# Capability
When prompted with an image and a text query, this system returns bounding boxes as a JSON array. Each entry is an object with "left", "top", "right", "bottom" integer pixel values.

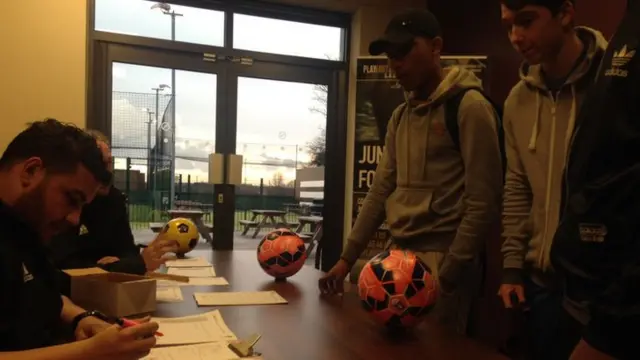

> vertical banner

[{"left": 352, "top": 55, "right": 489, "bottom": 261}]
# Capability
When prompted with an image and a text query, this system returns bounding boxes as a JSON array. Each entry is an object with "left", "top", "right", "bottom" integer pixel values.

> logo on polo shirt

[
  {"left": 22, "top": 263, "right": 34, "bottom": 282},
  {"left": 79, "top": 224, "right": 88, "bottom": 235}
]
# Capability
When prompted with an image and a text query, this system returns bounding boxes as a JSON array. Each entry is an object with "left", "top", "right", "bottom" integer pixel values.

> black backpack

[
  {"left": 444, "top": 87, "right": 506, "bottom": 181},
  {"left": 396, "top": 87, "right": 505, "bottom": 180}
]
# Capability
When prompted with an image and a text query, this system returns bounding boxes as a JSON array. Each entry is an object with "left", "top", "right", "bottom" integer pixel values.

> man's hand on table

[
  {"left": 142, "top": 237, "right": 180, "bottom": 271},
  {"left": 319, "top": 259, "right": 350, "bottom": 295}
]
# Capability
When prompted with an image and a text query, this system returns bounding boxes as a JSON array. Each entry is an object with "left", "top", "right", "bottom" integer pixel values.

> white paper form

[
  {"left": 194, "top": 291, "right": 288, "bottom": 306},
  {"left": 156, "top": 286, "right": 184, "bottom": 303},
  {"left": 153, "top": 310, "right": 237, "bottom": 346},
  {"left": 167, "top": 266, "right": 216, "bottom": 277},
  {"left": 142, "top": 342, "right": 240, "bottom": 360},
  {"left": 165, "top": 257, "right": 212, "bottom": 268},
  {"left": 157, "top": 277, "right": 229, "bottom": 287}
]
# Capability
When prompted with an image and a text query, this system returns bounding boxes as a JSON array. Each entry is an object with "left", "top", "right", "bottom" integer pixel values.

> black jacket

[
  {"left": 50, "top": 186, "right": 146, "bottom": 277},
  {"left": 0, "top": 201, "right": 64, "bottom": 351},
  {"left": 551, "top": 2, "right": 640, "bottom": 358}
]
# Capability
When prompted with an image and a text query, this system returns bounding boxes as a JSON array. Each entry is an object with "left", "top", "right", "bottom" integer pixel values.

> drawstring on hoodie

[
  {"left": 528, "top": 91, "right": 542, "bottom": 151},
  {"left": 531, "top": 85, "right": 578, "bottom": 269}
]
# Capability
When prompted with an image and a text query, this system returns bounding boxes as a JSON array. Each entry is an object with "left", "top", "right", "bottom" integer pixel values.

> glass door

[
  {"left": 94, "top": 43, "right": 228, "bottom": 248},
  {"left": 229, "top": 63, "right": 333, "bottom": 264}
]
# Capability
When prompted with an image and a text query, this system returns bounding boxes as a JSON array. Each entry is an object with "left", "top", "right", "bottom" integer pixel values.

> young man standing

[
  {"left": 0, "top": 119, "right": 158, "bottom": 359},
  {"left": 553, "top": 1, "right": 640, "bottom": 359},
  {"left": 498, "top": 0, "right": 606, "bottom": 358},
  {"left": 319, "top": 9, "right": 504, "bottom": 335}
]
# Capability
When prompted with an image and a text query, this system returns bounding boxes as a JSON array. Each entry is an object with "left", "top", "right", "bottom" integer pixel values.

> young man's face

[
  {"left": 501, "top": 4, "right": 571, "bottom": 65},
  {"left": 12, "top": 158, "right": 101, "bottom": 241},
  {"left": 387, "top": 37, "right": 441, "bottom": 91}
]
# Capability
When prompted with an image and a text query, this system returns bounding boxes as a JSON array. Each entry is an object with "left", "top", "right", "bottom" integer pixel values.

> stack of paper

[
  {"left": 157, "top": 277, "right": 229, "bottom": 287},
  {"left": 160, "top": 257, "right": 231, "bottom": 285},
  {"left": 153, "top": 310, "right": 237, "bottom": 347},
  {"left": 167, "top": 266, "right": 217, "bottom": 278},
  {"left": 156, "top": 286, "right": 184, "bottom": 303},
  {"left": 142, "top": 342, "right": 241, "bottom": 360},
  {"left": 165, "top": 257, "right": 212, "bottom": 268},
  {"left": 194, "top": 291, "right": 288, "bottom": 306}
]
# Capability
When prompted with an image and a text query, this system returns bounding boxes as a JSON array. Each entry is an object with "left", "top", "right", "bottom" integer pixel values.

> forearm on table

[
  {"left": 60, "top": 296, "right": 86, "bottom": 324},
  {"left": 0, "top": 341, "right": 91, "bottom": 360},
  {"left": 102, "top": 255, "right": 146, "bottom": 275}
]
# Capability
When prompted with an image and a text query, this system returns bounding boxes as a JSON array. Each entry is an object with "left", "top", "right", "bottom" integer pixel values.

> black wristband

[{"left": 71, "top": 310, "right": 110, "bottom": 332}]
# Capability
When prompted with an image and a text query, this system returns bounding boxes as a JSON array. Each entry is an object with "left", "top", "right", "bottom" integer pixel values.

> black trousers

[{"left": 523, "top": 277, "right": 583, "bottom": 360}]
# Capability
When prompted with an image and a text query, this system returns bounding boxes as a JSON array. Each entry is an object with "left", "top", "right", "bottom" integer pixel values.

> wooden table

[
  {"left": 154, "top": 251, "right": 508, "bottom": 360},
  {"left": 167, "top": 209, "right": 213, "bottom": 243},
  {"left": 240, "top": 210, "right": 297, "bottom": 239}
]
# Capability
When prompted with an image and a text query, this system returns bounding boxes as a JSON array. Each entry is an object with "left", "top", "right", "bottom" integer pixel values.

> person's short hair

[
  {"left": 501, "top": 0, "right": 574, "bottom": 13},
  {"left": 85, "top": 129, "right": 110, "bottom": 146},
  {"left": 0, "top": 118, "right": 112, "bottom": 186}
]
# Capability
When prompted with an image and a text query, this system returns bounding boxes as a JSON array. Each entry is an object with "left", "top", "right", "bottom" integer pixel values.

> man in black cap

[{"left": 319, "top": 9, "right": 504, "bottom": 334}]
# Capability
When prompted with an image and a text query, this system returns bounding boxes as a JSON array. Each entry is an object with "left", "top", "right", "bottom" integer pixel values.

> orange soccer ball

[
  {"left": 358, "top": 249, "right": 438, "bottom": 328},
  {"left": 257, "top": 228, "right": 307, "bottom": 280}
]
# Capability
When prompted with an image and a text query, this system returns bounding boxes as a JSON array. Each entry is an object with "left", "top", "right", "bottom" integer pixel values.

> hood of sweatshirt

[
  {"left": 409, "top": 65, "right": 483, "bottom": 109},
  {"left": 518, "top": 27, "right": 608, "bottom": 153},
  {"left": 501, "top": 27, "right": 607, "bottom": 273}
]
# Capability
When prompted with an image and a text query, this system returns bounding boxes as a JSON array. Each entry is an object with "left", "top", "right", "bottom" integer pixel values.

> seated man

[
  {"left": 0, "top": 119, "right": 158, "bottom": 358},
  {"left": 49, "top": 130, "right": 179, "bottom": 277}
]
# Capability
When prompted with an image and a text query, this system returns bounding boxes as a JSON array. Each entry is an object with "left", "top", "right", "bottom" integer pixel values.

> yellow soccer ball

[{"left": 159, "top": 218, "right": 199, "bottom": 255}]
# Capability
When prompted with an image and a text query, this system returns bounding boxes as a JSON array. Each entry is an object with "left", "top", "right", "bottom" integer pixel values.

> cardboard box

[{"left": 64, "top": 267, "right": 157, "bottom": 318}]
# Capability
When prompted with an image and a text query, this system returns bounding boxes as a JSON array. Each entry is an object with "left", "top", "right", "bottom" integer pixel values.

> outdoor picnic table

[
  {"left": 296, "top": 215, "right": 323, "bottom": 268},
  {"left": 240, "top": 209, "right": 298, "bottom": 239},
  {"left": 166, "top": 209, "right": 213, "bottom": 243}
]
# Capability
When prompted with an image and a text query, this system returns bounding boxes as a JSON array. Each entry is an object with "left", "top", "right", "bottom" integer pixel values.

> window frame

[
  {"left": 89, "top": 0, "right": 350, "bottom": 64},
  {"left": 86, "top": 0, "right": 350, "bottom": 271}
]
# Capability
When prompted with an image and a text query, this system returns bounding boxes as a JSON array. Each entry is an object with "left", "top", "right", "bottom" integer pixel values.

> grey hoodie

[
  {"left": 501, "top": 27, "right": 608, "bottom": 285},
  {"left": 342, "top": 66, "right": 503, "bottom": 285}
]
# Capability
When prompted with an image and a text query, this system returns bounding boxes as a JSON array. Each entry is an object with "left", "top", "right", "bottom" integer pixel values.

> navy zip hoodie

[{"left": 551, "top": 1, "right": 640, "bottom": 358}]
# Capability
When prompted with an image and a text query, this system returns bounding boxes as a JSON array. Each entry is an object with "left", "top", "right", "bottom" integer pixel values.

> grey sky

[{"left": 96, "top": 0, "right": 341, "bottom": 184}]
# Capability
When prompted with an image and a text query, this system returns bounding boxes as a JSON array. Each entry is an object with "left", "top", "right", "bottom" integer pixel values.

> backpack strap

[
  {"left": 393, "top": 102, "right": 409, "bottom": 133},
  {"left": 443, "top": 87, "right": 486, "bottom": 150},
  {"left": 443, "top": 86, "right": 507, "bottom": 178}
]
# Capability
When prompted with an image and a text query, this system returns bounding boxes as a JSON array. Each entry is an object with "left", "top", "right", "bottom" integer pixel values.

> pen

[{"left": 116, "top": 317, "right": 164, "bottom": 337}]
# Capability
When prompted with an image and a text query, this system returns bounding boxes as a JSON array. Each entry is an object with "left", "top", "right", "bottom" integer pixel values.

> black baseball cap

[{"left": 368, "top": 9, "right": 441, "bottom": 56}]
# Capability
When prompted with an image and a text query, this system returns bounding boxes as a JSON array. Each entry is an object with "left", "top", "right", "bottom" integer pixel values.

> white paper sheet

[
  {"left": 153, "top": 310, "right": 237, "bottom": 346},
  {"left": 156, "top": 286, "right": 184, "bottom": 303},
  {"left": 165, "top": 257, "right": 212, "bottom": 268},
  {"left": 157, "top": 277, "right": 229, "bottom": 287},
  {"left": 167, "top": 266, "right": 216, "bottom": 278},
  {"left": 142, "top": 342, "right": 240, "bottom": 360},
  {"left": 194, "top": 291, "right": 288, "bottom": 306}
]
